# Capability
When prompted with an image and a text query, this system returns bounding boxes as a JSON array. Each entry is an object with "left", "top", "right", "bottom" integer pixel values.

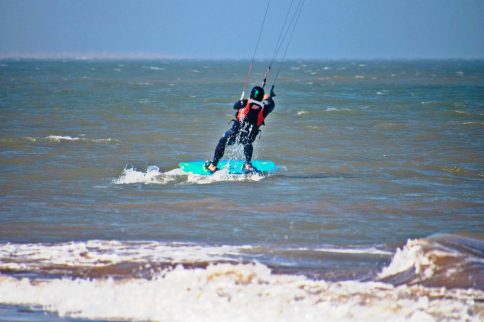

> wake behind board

[{"left": 179, "top": 160, "right": 276, "bottom": 175}]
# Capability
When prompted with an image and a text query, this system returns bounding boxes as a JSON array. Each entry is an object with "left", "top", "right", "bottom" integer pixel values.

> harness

[{"left": 236, "top": 99, "right": 265, "bottom": 127}]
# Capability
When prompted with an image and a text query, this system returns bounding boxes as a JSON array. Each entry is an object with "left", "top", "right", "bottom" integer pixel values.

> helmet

[{"left": 250, "top": 86, "right": 265, "bottom": 101}]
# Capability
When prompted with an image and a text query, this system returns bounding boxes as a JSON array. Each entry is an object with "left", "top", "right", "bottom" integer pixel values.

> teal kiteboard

[{"left": 179, "top": 160, "right": 277, "bottom": 175}]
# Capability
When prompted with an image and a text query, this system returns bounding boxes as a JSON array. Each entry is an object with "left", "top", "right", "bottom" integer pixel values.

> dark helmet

[{"left": 250, "top": 86, "right": 265, "bottom": 101}]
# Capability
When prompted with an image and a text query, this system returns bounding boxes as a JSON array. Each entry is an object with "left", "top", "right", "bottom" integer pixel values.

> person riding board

[{"left": 205, "top": 85, "right": 276, "bottom": 174}]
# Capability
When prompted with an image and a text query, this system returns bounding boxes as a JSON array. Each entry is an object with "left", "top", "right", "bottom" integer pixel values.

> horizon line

[{"left": 0, "top": 52, "right": 483, "bottom": 61}]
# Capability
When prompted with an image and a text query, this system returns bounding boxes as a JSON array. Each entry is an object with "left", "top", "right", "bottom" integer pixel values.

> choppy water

[{"left": 0, "top": 60, "right": 483, "bottom": 321}]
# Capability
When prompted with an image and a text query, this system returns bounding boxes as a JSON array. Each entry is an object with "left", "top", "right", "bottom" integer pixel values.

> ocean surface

[{"left": 0, "top": 59, "right": 483, "bottom": 321}]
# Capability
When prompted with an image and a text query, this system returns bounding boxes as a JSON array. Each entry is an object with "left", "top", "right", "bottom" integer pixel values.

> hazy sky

[{"left": 0, "top": 0, "right": 483, "bottom": 59}]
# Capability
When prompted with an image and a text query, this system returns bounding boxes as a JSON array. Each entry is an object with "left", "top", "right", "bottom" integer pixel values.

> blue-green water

[{"left": 0, "top": 60, "right": 483, "bottom": 321}]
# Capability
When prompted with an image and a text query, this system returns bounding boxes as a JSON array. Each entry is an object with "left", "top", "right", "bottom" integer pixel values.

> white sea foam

[
  {"left": 46, "top": 135, "right": 81, "bottom": 142},
  {"left": 0, "top": 241, "right": 245, "bottom": 271},
  {"left": 315, "top": 247, "right": 392, "bottom": 256},
  {"left": 462, "top": 121, "right": 484, "bottom": 126},
  {"left": 44, "top": 135, "right": 117, "bottom": 143},
  {"left": 185, "top": 168, "right": 265, "bottom": 184},
  {"left": 0, "top": 263, "right": 481, "bottom": 322},
  {"left": 0, "top": 241, "right": 393, "bottom": 273},
  {"left": 148, "top": 66, "right": 165, "bottom": 71},
  {"left": 297, "top": 110, "right": 308, "bottom": 116},
  {"left": 113, "top": 166, "right": 168, "bottom": 184},
  {"left": 113, "top": 166, "right": 268, "bottom": 185},
  {"left": 0, "top": 239, "right": 481, "bottom": 321},
  {"left": 325, "top": 108, "right": 351, "bottom": 112}
]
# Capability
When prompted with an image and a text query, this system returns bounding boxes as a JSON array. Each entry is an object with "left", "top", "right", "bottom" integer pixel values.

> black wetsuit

[{"left": 212, "top": 97, "right": 275, "bottom": 166}]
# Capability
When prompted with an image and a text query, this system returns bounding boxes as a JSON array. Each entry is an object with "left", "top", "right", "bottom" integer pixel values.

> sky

[{"left": 0, "top": 0, "right": 483, "bottom": 59}]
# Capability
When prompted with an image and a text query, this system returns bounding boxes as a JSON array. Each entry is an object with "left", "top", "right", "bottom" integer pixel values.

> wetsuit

[{"left": 212, "top": 97, "right": 275, "bottom": 166}]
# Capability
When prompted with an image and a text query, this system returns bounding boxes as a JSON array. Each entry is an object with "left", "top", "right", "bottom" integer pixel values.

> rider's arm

[
  {"left": 233, "top": 99, "right": 248, "bottom": 110},
  {"left": 262, "top": 96, "right": 275, "bottom": 117}
]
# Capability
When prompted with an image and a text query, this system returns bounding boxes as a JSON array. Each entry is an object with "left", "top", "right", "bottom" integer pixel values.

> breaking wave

[
  {"left": 0, "top": 236, "right": 482, "bottom": 321},
  {"left": 0, "top": 241, "right": 391, "bottom": 279},
  {"left": 378, "top": 234, "right": 484, "bottom": 290},
  {"left": 0, "top": 263, "right": 481, "bottom": 322},
  {"left": 1, "top": 235, "right": 481, "bottom": 290}
]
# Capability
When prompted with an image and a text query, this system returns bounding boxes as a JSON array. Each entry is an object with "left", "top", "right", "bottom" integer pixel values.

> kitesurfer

[{"left": 205, "top": 86, "right": 276, "bottom": 174}]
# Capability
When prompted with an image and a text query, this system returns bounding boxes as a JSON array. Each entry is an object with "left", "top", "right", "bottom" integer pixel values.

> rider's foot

[
  {"left": 243, "top": 162, "right": 259, "bottom": 174},
  {"left": 204, "top": 161, "right": 218, "bottom": 173}
]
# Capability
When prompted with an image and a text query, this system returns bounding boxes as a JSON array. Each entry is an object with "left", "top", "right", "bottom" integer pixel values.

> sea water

[{"left": 0, "top": 59, "right": 483, "bottom": 321}]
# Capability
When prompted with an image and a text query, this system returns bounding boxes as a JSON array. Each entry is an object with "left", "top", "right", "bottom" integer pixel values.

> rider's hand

[{"left": 270, "top": 86, "right": 276, "bottom": 97}]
